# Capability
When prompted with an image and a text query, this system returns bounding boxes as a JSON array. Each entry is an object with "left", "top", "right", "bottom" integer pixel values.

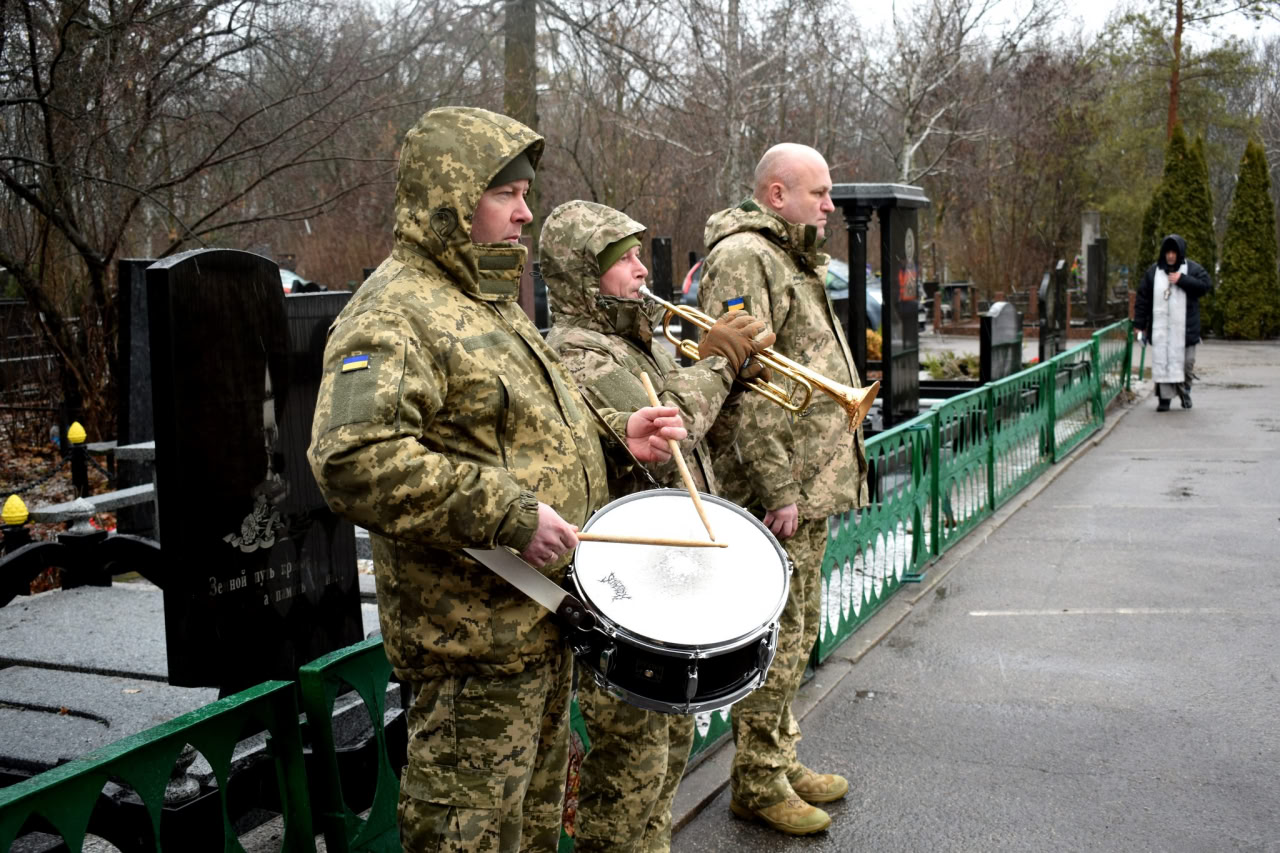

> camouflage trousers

[
  {"left": 573, "top": 675, "right": 695, "bottom": 853},
  {"left": 730, "top": 516, "right": 827, "bottom": 809},
  {"left": 398, "top": 650, "right": 572, "bottom": 853}
]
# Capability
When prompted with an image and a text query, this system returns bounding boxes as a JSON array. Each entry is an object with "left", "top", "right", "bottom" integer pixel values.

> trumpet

[{"left": 639, "top": 286, "right": 880, "bottom": 432}]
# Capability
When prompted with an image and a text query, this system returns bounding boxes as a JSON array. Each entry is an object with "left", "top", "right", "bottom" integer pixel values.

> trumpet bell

[{"left": 844, "top": 380, "right": 879, "bottom": 431}]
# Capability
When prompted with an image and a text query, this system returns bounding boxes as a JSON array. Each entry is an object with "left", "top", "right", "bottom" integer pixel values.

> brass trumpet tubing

[{"left": 639, "top": 285, "right": 878, "bottom": 431}]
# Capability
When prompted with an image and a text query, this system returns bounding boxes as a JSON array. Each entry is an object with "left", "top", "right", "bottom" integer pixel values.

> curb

[{"left": 671, "top": 378, "right": 1149, "bottom": 833}]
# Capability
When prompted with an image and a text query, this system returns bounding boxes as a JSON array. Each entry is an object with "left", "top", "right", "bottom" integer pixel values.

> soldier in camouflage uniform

[
  {"left": 539, "top": 200, "right": 775, "bottom": 852},
  {"left": 698, "top": 143, "right": 870, "bottom": 836},
  {"left": 306, "top": 107, "right": 687, "bottom": 853}
]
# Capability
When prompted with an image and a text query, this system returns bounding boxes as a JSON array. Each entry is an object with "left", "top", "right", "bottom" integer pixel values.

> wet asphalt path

[{"left": 674, "top": 340, "right": 1280, "bottom": 853}]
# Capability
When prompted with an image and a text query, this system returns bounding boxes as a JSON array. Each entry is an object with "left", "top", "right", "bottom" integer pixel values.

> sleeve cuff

[
  {"left": 762, "top": 483, "right": 801, "bottom": 513},
  {"left": 496, "top": 489, "right": 540, "bottom": 552}
]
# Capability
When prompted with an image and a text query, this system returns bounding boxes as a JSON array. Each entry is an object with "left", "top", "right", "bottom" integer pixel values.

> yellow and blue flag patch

[
  {"left": 725, "top": 297, "right": 745, "bottom": 313},
  {"left": 341, "top": 354, "right": 370, "bottom": 373}
]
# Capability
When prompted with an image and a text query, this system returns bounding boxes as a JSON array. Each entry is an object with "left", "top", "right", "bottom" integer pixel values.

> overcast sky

[{"left": 854, "top": 0, "right": 1279, "bottom": 51}]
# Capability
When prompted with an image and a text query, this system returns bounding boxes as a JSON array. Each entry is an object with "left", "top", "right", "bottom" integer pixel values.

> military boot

[
  {"left": 788, "top": 765, "right": 849, "bottom": 803},
  {"left": 729, "top": 777, "right": 831, "bottom": 836}
]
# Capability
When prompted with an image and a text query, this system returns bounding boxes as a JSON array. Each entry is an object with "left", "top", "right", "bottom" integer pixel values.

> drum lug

[
  {"left": 685, "top": 663, "right": 699, "bottom": 702},
  {"left": 756, "top": 635, "right": 774, "bottom": 672},
  {"left": 599, "top": 643, "right": 616, "bottom": 677}
]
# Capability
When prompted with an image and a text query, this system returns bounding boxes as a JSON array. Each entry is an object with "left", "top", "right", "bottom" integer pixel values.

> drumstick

[
  {"left": 639, "top": 371, "right": 716, "bottom": 542},
  {"left": 576, "top": 532, "right": 728, "bottom": 548}
]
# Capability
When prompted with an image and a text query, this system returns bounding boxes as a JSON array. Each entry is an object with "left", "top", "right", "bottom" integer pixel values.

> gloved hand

[
  {"left": 739, "top": 323, "right": 777, "bottom": 383},
  {"left": 699, "top": 312, "right": 770, "bottom": 373}
]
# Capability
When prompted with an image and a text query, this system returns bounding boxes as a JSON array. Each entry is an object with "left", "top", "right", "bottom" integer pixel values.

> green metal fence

[
  {"left": 0, "top": 680, "right": 313, "bottom": 852},
  {"left": 297, "top": 636, "right": 400, "bottom": 853},
  {"left": 816, "top": 320, "right": 1133, "bottom": 662},
  {"left": 0, "top": 321, "right": 1134, "bottom": 852}
]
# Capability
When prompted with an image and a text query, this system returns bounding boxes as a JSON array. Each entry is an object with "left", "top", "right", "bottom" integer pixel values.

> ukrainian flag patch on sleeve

[
  {"left": 341, "top": 354, "right": 370, "bottom": 372},
  {"left": 725, "top": 296, "right": 746, "bottom": 312}
]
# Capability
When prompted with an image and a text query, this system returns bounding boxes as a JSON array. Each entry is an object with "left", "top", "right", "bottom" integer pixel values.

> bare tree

[
  {"left": 844, "top": 0, "right": 1059, "bottom": 184},
  {"left": 0, "top": 0, "right": 495, "bottom": 433}
]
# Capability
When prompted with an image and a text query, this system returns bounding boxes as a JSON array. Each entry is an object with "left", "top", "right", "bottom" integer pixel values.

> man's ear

[{"left": 765, "top": 181, "right": 785, "bottom": 211}]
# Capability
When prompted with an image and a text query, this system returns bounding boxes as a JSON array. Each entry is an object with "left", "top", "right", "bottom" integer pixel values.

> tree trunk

[
  {"left": 504, "top": 0, "right": 540, "bottom": 250},
  {"left": 1167, "top": 0, "right": 1183, "bottom": 139}
]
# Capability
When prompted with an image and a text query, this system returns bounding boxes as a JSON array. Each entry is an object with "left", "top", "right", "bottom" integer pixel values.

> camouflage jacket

[
  {"left": 541, "top": 200, "right": 738, "bottom": 497},
  {"left": 308, "top": 108, "right": 618, "bottom": 679},
  {"left": 698, "top": 201, "right": 868, "bottom": 518}
]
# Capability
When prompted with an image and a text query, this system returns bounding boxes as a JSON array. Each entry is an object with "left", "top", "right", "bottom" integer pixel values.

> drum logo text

[{"left": 598, "top": 572, "right": 632, "bottom": 602}]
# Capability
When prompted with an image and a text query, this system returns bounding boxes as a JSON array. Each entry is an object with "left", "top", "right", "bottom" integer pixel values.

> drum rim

[{"left": 572, "top": 489, "right": 790, "bottom": 653}]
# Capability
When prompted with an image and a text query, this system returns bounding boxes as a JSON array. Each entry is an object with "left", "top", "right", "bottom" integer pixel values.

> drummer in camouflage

[
  {"left": 540, "top": 200, "right": 775, "bottom": 853},
  {"left": 698, "top": 143, "right": 870, "bottom": 836},
  {"left": 307, "top": 107, "right": 686, "bottom": 853}
]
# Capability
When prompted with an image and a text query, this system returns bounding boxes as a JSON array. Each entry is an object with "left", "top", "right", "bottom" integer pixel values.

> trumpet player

[
  {"left": 698, "top": 143, "right": 871, "bottom": 836},
  {"left": 540, "top": 199, "right": 775, "bottom": 853}
]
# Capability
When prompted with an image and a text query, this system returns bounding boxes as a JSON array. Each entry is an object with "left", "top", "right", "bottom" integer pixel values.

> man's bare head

[{"left": 753, "top": 144, "right": 835, "bottom": 238}]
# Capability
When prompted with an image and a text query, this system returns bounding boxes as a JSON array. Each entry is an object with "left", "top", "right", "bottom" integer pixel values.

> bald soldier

[
  {"left": 307, "top": 107, "right": 686, "bottom": 852},
  {"left": 540, "top": 199, "right": 775, "bottom": 852},
  {"left": 697, "top": 143, "right": 870, "bottom": 836}
]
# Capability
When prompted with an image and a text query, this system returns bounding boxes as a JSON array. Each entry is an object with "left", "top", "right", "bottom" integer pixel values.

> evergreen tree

[
  {"left": 1156, "top": 125, "right": 1216, "bottom": 274},
  {"left": 1191, "top": 134, "right": 1222, "bottom": 331},
  {"left": 1191, "top": 135, "right": 1217, "bottom": 275},
  {"left": 1136, "top": 194, "right": 1162, "bottom": 285},
  {"left": 1216, "top": 138, "right": 1280, "bottom": 339}
]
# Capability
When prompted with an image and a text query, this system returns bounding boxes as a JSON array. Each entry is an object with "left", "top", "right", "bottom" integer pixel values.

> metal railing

[
  {"left": 0, "top": 680, "right": 313, "bottom": 852},
  {"left": 816, "top": 320, "right": 1132, "bottom": 662}
]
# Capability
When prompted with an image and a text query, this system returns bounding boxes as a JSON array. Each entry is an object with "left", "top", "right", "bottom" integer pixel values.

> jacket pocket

[{"left": 495, "top": 374, "right": 513, "bottom": 469}]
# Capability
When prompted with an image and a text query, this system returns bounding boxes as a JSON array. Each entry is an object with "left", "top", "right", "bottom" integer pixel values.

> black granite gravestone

[
  {"left": 1039, "top": 260, "right": 1068, "bottom": 363},
  {"left": 833, "top": 184, "right": 930, "bottom": 431},
  {"left": 650, "top": 237, "right": 673, "bottom": 302},
  {"left": 147, "top": 249, "right": 360, "bottom": 692},
  {"left": 1086, "top": 238, "right": 1109, "bottom": 320},
  {"left": 116, "top": 258, "right": 157, "bottom": 537},
  {"left": 980, "top": 302, "right": 1023, "bottom": 383}
]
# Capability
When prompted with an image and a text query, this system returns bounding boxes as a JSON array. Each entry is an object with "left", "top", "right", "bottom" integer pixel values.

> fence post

[
  {"left": 1090, "top": 336, "right": 1105, "bottom": 424},
  {"left": 1124, "top": 320, "right": 1135, "bottom": 392},
  {"left": 929, "top": 411, "right": 941, "bottom": 557},
  {"left": 2, "top": 495, "right": 31, "bottom": 554},
  {"left": 986, "top": 385, "right": 996, "bottom": 512},
  {"left": 1045, "top": 360, "right": 1057, "bottom": 462},
  {"left": 68, "top": 422, "right": 88, "bottom": 498}
]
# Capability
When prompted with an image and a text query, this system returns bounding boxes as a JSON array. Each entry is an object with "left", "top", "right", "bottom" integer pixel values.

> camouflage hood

[
  {"left": 539, "top": 200, "right": 659, "bottom": 338},
  {"left": 391, "top": 106, "right": 544, "bottom": 302},
  {"left": 704, "top": 199, "right": 828, "bottom": 273}
]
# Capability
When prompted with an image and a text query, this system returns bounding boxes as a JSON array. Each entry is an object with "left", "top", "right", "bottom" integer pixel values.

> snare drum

[{"left": 567, "top": 489, "right": 790, "bottom": 714}]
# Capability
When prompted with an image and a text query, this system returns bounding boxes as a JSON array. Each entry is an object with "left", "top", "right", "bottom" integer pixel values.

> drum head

[{"left": 574, "top": 490, "right": 788, "bottom": 648}]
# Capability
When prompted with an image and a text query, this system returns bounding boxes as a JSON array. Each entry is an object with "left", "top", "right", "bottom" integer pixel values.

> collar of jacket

[
  {"left": 556, "top": 294, "right": 661, "bottom": 345},
  {"left": 737, "top": 200, "right": 828, "bottom": 273},
  {"left": 392, "top": 238, "right": 526, "bottom": 303}
]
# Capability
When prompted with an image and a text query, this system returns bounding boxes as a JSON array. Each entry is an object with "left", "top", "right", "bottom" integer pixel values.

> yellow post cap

[
  {"left": 3, "top": 494, "right": 29, "bottom": 526},
  {"left": 68, "top": 422, "right": 87, "bottom": 445}
]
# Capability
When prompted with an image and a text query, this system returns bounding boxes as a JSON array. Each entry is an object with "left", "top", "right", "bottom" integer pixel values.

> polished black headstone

[
  {"left": 833, "top": 184, "right": 929, "bottom": 431},
  {"left": 650, "top": 237, "right": 673, "bottom": 302},
  {"left": 116, "top": 258, "right": 157, "bottom": 537},
  {"left": 1086, "top": 238, "right": 1109, "bottom": 319},
  {"left": 147, "top": 249, "right": 359, "bottom": 691},
  {"left": 980, "top": 302, "right": 1023, "bottom": 383}
]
